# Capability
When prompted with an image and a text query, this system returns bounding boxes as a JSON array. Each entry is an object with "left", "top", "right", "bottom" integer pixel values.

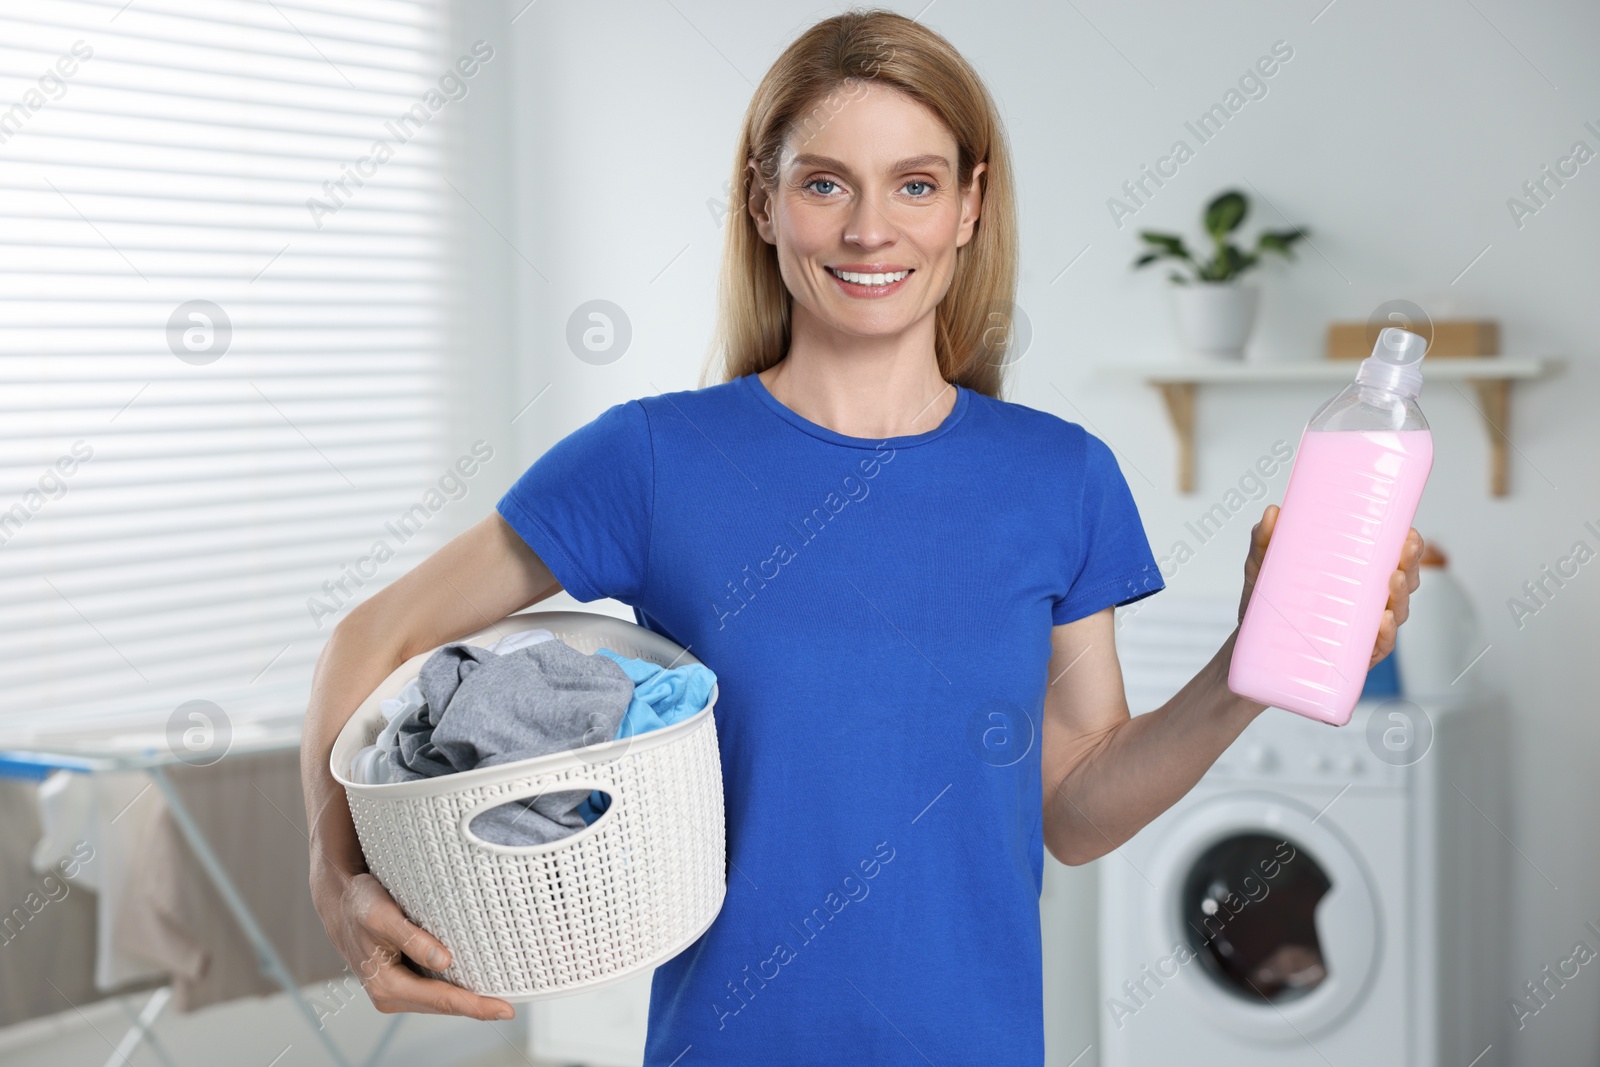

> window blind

[{"left": 0, "top": 0, "right": 468, "bottom": 737}]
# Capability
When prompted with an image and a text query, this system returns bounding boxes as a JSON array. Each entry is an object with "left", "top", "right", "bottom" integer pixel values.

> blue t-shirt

[{"left": 496, "top": 372, "right": 1164, "bottom": 1066}]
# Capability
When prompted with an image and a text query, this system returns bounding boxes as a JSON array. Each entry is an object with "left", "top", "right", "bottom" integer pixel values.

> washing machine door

[{"left": 1147, "top": 792, "right": 1382, "bottom": 1041}]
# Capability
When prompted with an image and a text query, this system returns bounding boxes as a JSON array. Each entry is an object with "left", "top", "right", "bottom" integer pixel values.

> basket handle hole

[{"left": 464, "top": 786, "right": 615, "bottom": 849}]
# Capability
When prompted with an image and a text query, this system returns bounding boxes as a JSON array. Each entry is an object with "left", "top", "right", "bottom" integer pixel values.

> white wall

[
  {"left": 502, "top": 2, "right": 1600, "bottom": 1064},
  {"left": 434, "top": 0, "right": 521, "bottom": 545}
]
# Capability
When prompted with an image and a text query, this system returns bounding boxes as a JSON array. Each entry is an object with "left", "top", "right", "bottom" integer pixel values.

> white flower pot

[{"left": 1169, "top": 281, "right": 1261, "bottom": 360}]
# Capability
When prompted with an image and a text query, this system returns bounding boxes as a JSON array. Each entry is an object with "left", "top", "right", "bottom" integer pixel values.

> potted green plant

[{"left": 1133, "top": 189, "right": 1308, "bottom": 360}]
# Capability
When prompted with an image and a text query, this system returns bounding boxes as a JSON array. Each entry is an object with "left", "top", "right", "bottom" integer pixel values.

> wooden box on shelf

[{"left": 1326, "top": 320, "right": 1499, "bottom": 360}]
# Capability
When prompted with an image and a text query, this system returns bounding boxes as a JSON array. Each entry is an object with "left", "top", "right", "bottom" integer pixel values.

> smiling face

[{"left": 748, "top": 83, "right": 985, "bottom": 349}]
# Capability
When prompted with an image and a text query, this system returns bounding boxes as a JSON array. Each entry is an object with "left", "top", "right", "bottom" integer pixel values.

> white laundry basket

[{"left": 329, "top": 610, "right": 726, "bottom": 1000}]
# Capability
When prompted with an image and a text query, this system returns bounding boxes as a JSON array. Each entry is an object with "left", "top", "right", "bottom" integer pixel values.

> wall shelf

[{"left": 1096, "top": 357, "right": 1559, "bottom": 497}]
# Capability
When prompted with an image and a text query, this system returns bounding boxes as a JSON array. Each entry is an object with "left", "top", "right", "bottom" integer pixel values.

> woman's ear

[
  {"left": 957, "top": 160, "right": 987, "bottom": 248},
  {"left": 747, "top": 158, "right": 776, "bottom": 244}
]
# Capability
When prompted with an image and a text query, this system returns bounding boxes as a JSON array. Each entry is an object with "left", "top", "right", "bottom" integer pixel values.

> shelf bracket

[
  {"left": 1466, "top": 377, "right": 1512, "bottom": 497},
  {"left": 1118, "top": 357, "right": 1553, "bottom": 497},
  {"left": 1155, "top": 381, "right": 1197, "bottom": 493}
]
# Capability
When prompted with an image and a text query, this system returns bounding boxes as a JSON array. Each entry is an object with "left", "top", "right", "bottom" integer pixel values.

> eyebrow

[{"left": 786, "top": 153, "right": 951, "bottom": 176}]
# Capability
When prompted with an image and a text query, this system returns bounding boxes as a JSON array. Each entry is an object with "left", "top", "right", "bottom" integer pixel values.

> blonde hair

[{"left": 699, "top": 8, "right": 1019, "bottom": 399}]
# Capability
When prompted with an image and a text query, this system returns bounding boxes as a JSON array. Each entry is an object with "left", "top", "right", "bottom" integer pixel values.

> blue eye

[{"left": 802, "top": 177, "right": 936, "bottom": 197}]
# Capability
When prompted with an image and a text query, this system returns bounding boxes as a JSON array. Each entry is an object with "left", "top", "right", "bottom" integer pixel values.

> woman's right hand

[
  {"left": 312, "top": 861, "right": 515, "bottom": 1020},
  {"left": 300, "top": 513, "right": 563, "bottom": 1020}
]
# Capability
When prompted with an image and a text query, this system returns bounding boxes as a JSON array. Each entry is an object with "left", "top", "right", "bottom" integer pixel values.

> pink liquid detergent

[{"left": 1229, "top": 328, "right": 1435, "bottom": 725}]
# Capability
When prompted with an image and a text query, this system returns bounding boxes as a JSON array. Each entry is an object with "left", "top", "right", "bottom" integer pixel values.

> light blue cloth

[
  {"left": 597, "top": 648, "right": 716, "bottom": 738},
  {"left": 578, "top": 648, "right": 716, "bottom": 821}
]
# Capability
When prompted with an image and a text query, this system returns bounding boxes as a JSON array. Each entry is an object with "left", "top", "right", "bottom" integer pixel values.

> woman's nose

[{"left": 843, "top": 193, "right": 898, "bottom": 248}]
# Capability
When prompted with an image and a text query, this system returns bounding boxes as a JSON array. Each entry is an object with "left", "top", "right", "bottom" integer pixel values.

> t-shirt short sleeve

[
  {"left": 1053, "top": 430, "right": 1165, "bottom": 625},
  {"left": 495, "top": 400, "right": 654, "bottom": 605}
]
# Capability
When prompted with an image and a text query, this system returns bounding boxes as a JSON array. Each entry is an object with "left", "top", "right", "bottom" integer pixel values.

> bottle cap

[{"left": 1355, "top": 327, "right": 1427, "bottom": 397}]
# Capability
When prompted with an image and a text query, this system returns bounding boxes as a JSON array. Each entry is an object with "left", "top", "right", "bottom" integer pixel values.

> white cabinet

[{"left": 527, "top": 970, "right": 651, "bottom": 1067}]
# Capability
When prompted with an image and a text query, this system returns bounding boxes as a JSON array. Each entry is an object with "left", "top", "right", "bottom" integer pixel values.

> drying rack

[{"left": 0, "top": 716, "right": 404, "bottom": 1067}]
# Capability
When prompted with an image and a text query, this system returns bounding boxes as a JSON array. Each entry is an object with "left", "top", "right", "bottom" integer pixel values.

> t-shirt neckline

[{"left": 740, "top": 371, "right": 970, "bottom": 450}]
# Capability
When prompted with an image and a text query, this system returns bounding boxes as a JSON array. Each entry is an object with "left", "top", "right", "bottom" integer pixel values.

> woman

[{"left": 302, "top": 9, "right": 1422, "bottom": 1064}]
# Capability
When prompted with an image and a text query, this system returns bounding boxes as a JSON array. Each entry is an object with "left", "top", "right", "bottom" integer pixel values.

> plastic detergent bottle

[{"left": 1228, "top": 327, "right": 1434, "bottom": 726}]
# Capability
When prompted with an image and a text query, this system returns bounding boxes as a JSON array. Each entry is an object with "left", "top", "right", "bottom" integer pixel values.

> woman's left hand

[{"left": 1239, "top": 504, "right": 1425, "bottom": 670}]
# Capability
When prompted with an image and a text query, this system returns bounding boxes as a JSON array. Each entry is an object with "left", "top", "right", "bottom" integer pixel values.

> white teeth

[{"left": 830, "top": 268, "right": 909, "bottom": 286}]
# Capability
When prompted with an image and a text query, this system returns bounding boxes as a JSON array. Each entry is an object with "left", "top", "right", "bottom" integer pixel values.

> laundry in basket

[
  {"left": 346, "top": 627, "right": 715, "bottom": 846},
  {"left": 330, "top": 611, "right": 728, "bottom": 1000}
]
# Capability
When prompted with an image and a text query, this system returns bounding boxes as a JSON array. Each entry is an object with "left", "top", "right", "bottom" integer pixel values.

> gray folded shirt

[{"left": 382, "top": 638, "right": 634, "bottom": 846}]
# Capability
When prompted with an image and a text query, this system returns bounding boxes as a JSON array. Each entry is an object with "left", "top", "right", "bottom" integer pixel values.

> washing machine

[{"left": 1099, "top": 693, "right": 1507, "bottom": 1066}]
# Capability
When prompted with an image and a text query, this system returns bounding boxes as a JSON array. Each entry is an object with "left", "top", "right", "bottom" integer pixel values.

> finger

[
  {"left": 351, "top": 941, "right": 400, "bottom": 984},
  {"left": 1370, "top": 609, "right": 1396, "bottom": 669},
  {"left": 1257, "top": 505, "right": 1280, "bottom": 550},
  {"left": 361, "top": 890, "right": 452, "bottom": 972},
  {"left": 1388, "top": 568, "right": 1411, "bottom": 627},
  {"left": 1245, "top": 507, "right": 1274, "bottom": 576},
  {"left": 1254, "top": 506, "right": 1277, "bottom": 545},
  {"left": 347, "top": 874, "right": 450, "bottom": 972},
  {"left": 366, "top": 959, "right": 514, "bottom": 1020}
]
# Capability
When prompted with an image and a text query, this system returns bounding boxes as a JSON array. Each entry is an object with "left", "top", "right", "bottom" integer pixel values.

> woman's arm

[
  {"left": 299, "top": 512, "right": 561, "bottom": 1019},
  {"left": 1039, "top": 504, "right": 1424, "bottom": 866}
]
